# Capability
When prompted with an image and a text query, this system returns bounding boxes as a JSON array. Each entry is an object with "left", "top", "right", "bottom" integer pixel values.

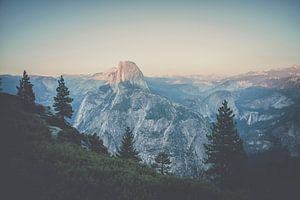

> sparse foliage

[
  {"left": 87, "top": 133, "right": 108, "bottom": 154},
  {"left": 154, "top": 151, "right": 171, "bottom": 175}
]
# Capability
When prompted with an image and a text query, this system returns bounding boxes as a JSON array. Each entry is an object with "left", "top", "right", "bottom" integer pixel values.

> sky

[{"left": 0, "top": 0, "right": 299, "bottom": 76}]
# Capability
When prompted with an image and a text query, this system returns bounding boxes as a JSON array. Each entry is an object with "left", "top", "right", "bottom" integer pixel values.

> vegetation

[
  {"left": 53, "top": 75, "right": 73, "bottom": 121},
  {"left": 154, "top": 152, "right": 172, "bottom": 175},
  {"left": 2, "top": 75, "right": 300, "bottom": 200},
  {"left": 86, "top": 133, "right": 108, "bottom": 154},
  {"left": 204, "top": 100, "right": 247, "bottom": 188},
  {"left": 1, "top": 93, "right": 238, "bottom": 200},
  {"left": 16, "top": 70, "right": 35, "bottom": 107},
  {"left": 117, "top": 127, "right": 141, "bottom": 162}
]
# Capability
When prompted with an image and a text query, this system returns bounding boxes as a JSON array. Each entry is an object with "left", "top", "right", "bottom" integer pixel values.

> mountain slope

[
  {"left": 2, "top": 92, "right": 236, "bottom": 200},
  {"left": 1, "top": 64, "right": 300, "bottom": 165},
  {"left": 74, "top": 71, "right": 210, "bottom": 176}
]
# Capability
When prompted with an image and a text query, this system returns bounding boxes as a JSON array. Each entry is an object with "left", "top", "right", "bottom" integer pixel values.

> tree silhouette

[
  {"left": 16, "top": 70, "right": 35, "bottom": 106},
  {"left": 204, "top": 100, "right": 247, "bottom": 187},
  {"left": 53, "top": 75, "right": 73, "bottom": 121},
  {"left": 117, "top": 127, "right": 141, "bottom": 161},
  {"left": 154, "top": 152, "right": 171, "bottom": 175}
]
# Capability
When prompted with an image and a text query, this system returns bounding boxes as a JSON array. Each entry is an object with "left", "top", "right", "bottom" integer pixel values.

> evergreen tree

[
  {"left": 204, "top": 100, "right": 246, "bottom": 187},
  {"left": 117, "top": 127, "right": 141, "bottom": 161},
  {"left": 53, "top": 75, "right": 73, "bottom": 121},
  {"left": 154, "top": 152, "right": 171, "bottom": 175},
  {"left": 87, "top": 133, "right": 108, "bottom": 154},
  {"left": 16, "top": 70, "right": 35, "bottom": 106}
]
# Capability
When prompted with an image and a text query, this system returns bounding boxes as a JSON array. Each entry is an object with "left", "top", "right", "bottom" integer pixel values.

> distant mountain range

[{"left": 1, "top": 63, "right": 300, "bottom": 176}]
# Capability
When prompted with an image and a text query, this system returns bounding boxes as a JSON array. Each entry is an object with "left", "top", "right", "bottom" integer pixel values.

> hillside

[
  {"left": 1, "top": 64, "right": 299, "bottom": 161},
  {"left": 1, "top": 93, "right": 237, "bottom": 200}
]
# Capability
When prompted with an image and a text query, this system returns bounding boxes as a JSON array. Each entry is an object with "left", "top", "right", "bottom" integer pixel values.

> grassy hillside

[{"left": 1, "top": 93, "right": 240, "bottom": 200}]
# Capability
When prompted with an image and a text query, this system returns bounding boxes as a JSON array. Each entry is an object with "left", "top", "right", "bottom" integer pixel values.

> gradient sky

[{"left": 0, "top": 0, "right": 299, "bottom": 76}]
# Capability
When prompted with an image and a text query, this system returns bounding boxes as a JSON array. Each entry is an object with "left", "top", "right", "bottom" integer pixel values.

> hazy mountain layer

[{"left": 1, "top": 64, "right": 300, "bottom": 175}]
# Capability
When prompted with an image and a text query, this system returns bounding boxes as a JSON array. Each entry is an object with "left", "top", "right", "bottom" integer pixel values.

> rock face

[
  {"left": 74, "top": 61, "right": 209, "bottom": 176},
  {"left": 109, "top": 61, "right": 149, "bottom": 90},
  {"left": 1, "top": 63, "right": 300, "bottom": 175},
  {"left": 91, "top": 61, "right": 149, "bottom": 90}
]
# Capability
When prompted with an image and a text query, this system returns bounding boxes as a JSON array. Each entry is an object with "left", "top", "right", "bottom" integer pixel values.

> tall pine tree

[
  {"left": 117, "top": 127, "right": 141, "bottom": 161},
  {"left": 154, "top": 152, "right": 171, "bottom": 175},
  {"left": 53, "top": 75, "right": 73, "bottom": 121},
  {"left": 204, "top": 100, "right": 246, "bottom": 188},
  {"left": 16, "top": 70, "right": 35, "bottom": 106}
]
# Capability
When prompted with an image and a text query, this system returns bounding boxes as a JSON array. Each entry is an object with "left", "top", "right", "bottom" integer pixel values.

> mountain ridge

[
  {"left": 1, "top": 63, "right": 300, "bottom": 174},
  {"left": 74, "top": 79, "right": 210, "bottom": 176}
]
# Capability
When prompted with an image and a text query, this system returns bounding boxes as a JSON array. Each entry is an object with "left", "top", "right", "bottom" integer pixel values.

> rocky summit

[{"left": 74, "top": 61, "right": 209, "bottom": 176}]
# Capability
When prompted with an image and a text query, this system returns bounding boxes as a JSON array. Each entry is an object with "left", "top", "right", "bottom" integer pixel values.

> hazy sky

[{"left": 0, "top": 0, "right": 299, "bottom": 76}]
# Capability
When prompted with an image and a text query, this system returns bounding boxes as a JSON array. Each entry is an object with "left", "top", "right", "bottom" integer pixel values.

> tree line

[{"left": 13, "top": 70, "right": 247, "bottom": 188}]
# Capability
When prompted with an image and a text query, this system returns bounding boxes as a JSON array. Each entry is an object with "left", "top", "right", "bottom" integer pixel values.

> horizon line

[{"left": 0, "top": 64, "right": 299, "bottom": 78}]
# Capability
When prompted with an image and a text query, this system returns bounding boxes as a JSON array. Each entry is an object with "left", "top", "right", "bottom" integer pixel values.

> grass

[{"left": 1, "top": 92, "right": 239, "bottom": 200}]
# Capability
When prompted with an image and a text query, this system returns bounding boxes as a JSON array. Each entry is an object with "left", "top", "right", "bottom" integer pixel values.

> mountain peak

[{"left": 109, "top": 61, "right": 148, "bottom": 90}]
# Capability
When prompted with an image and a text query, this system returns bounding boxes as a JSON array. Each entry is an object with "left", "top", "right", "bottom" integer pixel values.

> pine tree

[
  {"left": 53, "top": 75, "right": 73, "bottom": 121},
  {"left": 154, "top": 152, "right": 171, "bottom": 175},
  {"left": 204, "top": 100, "right": 246, "bottom": 187},
  {"left": 117, "top": 127, "right": 141, "bottom": 161},
  {"left": 88, "top": 133, "right": 108, "bottom": 154},
  {"left": 16, "top": 70, "right": 35, "bottom": 106}
]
